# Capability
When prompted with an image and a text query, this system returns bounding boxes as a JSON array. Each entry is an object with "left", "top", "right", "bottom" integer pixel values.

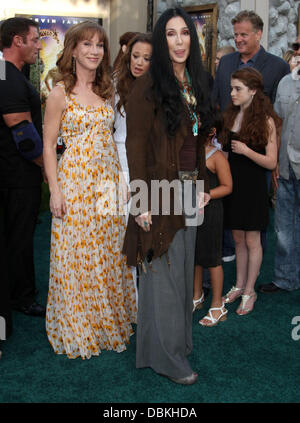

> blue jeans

[{"left": 274, "top": 166, "right": 300, "bottom": 290}]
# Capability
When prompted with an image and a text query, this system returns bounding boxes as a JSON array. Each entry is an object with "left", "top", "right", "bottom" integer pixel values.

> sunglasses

[{"left": 292, "top": 42, "right": 300, "bottom": 51}]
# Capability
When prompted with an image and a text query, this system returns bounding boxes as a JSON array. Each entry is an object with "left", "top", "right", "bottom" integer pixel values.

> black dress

[
  {"left": 195, "top": 149, "right": 223, "bottom": 268},
  {"left": 223, "top": 132, "right": 269, "bottom": 231}
]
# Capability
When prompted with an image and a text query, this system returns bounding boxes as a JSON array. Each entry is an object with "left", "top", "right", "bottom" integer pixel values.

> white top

[
  {"left": 113, "top": 91, "right": 131, "bottom": 223},
  {"left": 114, "top": 92, "right": 129, "bottom": 176},
  {"left": 113, "top": 92, "right": 137, "bottom": 289},
  {"left": 206, "top": 147, "right": 218, "bottom": 160}
]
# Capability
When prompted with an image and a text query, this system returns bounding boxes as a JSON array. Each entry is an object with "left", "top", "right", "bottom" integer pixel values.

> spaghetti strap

[
  {"left": 56, "top": 81, "right": 65, "bottom": 90},
  {"left": 56, "top": 81, "right": 68, "bottom": 98},
  {"left": 206, "top": 147, "right": 218, "bottom": 160}
]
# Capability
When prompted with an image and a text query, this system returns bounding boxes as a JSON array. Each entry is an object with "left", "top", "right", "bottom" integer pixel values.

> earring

[{"left": 72, "top": 57, "right": 76, "bottom": 75}]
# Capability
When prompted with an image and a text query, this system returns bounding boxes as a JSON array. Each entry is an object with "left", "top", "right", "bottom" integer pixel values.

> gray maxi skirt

[{"left": 136, "top": 181, "right": 198, "bottom": 379}]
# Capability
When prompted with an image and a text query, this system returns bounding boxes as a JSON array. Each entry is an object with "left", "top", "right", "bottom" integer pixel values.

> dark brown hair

[
  {"left": 0, "top": 17, "right": 39, "bottom": 49},
  {"left": 232, "top": 10, "right": 264, "bottom": 32},
  {"left": 112, "top": 31, "right": 138, "bottom": 72},
  {"left": 56, "top": 21, "right": 113, "bottom": 99},
  {"left": 220, "top": 67, "right": 281, "bottom": 150},
  {"left": 114, "top": 32, "right": 152, "bottom": 114}
]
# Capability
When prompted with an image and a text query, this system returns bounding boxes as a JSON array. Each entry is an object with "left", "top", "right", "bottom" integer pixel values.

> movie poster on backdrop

[
  {"left": 16, "top": 15, "right": 102, "bottom": 109},
  {"left": 184, "top": 4, "right": 218, "bottom": 77}
]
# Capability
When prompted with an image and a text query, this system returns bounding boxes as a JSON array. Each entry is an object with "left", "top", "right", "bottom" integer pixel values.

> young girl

[
  {"left": 193, "top": 107, "right": 233, "bottom": 326},
  {"left": 220, "top": 67, "right": 279, "bottom": 315}
]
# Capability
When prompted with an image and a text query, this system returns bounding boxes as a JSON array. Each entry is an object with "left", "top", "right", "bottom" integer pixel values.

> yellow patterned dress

[{"left": 46, "top": 83, "right": 137, "bottom": 359}]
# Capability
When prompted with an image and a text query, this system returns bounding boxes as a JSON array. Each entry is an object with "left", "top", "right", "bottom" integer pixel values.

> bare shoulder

[
  {"left": 46, "top": 85, "right": 66, "bottom": 110},
  {"left": 214, "top": 150, "right": 228, "bottom": 164},
  {"left": 207, "top": 149, "right": 225, "bottom": 173},
  {"left": 267, "top": 116, "right": 276, "bottom": 131},
  {"left": 214, "top": 150, "right": 230, "bottom": 173},
  {"left": 44, "top": 86, "right": 66, "bottom": 127}
]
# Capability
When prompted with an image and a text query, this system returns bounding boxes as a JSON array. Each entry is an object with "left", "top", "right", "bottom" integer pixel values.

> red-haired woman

[
  {"left": 220, "top": 67, "right": 279, "bottom": 315},
  {"left": 43, "top": 22, "right": 137, "bottom": 359}
]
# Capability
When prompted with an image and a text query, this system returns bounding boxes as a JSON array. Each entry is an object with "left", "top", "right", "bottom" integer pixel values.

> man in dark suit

[{"left": 213, "top": 10, "right": 290, "bottom": 111}]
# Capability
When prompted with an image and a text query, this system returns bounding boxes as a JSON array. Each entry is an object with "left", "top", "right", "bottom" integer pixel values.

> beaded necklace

[{"left": 177, "top": 69, "right": 201, "bottom": 136}]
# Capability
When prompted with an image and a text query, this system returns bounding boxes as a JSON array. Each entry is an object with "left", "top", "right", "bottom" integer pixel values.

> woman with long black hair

[{"left": 123, "top": 7, "right": 211, "bottom": 384}]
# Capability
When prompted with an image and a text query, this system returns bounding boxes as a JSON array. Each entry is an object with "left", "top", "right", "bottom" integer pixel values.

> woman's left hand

[
  {"left": 122, "top": 183, "right": 130, "bottom": 204},
  {"left": 119, "top": 172, "right": 130, "bottom": 204},
  {"left": 135, "top": 211, "right": 152, "bottom": 232},
  {"left": 198, "top": 192, "right": 210, "bottom": 210},
  {"left": 231, "top": 140, "right": 248, "bottom": 155}
]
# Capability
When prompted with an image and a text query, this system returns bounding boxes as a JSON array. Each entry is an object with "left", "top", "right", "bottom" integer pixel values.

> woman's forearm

[
  {"left": 244, "top": 146, "right": 277, "bottom": 170},
  {"left": 43, "top": 146, "right": 60, "bottom": 194},
  {"left": 210, "top": 184, "right": 232, "bottom": 200}
]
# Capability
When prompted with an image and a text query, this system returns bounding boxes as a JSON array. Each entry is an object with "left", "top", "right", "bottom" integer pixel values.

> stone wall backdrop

[
  {"left": 156, "top": 0, "right": 300, "bottom": 57},
  {"left": 269, "top": 0, "right": 300, "bottom": 56}
]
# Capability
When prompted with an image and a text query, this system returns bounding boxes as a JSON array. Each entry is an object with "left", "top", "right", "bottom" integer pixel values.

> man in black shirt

[{"left": 0, "top": 17, "right": 45, "bottom": 321}]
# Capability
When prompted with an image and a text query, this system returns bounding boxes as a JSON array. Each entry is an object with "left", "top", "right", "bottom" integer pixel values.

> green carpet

[{"left": 1, "top": 209, "right": 300, "bottom": 403}]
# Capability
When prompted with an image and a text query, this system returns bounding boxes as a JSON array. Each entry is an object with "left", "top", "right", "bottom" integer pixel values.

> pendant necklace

[{"left": 178, "top": 69, "right": 201, "bottom": 136}]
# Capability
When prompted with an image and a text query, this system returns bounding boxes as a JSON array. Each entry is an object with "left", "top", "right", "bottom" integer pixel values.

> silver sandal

[{"left": 223, "top": 285, "right": 244, "bottom": 304}]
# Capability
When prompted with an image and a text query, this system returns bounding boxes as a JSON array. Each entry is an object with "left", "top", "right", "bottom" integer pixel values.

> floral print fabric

[{"left": 46, "top": 83, "right": 137, "bottom": 359}]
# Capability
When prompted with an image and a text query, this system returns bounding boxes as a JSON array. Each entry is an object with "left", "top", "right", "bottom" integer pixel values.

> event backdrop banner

[
  {"left": 184, "top": 4, "right": 218, "bottom": 77},
  {"left": 16, "top": 15, "right": 102, "bottom": 107}
]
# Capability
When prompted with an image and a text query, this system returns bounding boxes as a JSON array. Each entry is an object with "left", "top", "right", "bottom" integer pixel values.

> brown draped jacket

[{"left": 122, "top": 73, "right": 209, "bottom": 266}]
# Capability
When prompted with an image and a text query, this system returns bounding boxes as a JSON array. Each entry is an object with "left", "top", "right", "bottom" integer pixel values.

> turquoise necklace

[{"left": 178, "top": 69, "right": 201, "bottom": 137}]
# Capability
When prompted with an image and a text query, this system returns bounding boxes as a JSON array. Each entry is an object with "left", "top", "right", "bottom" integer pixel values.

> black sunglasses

[{"left": 292, "top": 42, "right": 300, "bottom": 51}]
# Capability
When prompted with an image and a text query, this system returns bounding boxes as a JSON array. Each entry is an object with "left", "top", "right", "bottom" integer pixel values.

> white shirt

[{"left": 114, "top": 92, "right": 129, "bottom": 175}]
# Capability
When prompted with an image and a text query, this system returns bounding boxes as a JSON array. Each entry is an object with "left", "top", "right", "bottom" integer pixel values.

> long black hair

[{"left": 150, "top": 7, "right": 211, "bottom": 137}]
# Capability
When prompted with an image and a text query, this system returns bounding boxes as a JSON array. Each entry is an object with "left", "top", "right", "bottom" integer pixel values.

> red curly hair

[{"left": 220, "top": 67, "right": 281, "bottom": 150}]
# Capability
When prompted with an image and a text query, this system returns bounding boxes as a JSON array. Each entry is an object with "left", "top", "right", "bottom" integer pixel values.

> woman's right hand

[
  {"left": 135, "top": 211, "right": 152, "bottom": 232},
  {"left": 50, "top": 190, "right": 67, "bottom": 219}
]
